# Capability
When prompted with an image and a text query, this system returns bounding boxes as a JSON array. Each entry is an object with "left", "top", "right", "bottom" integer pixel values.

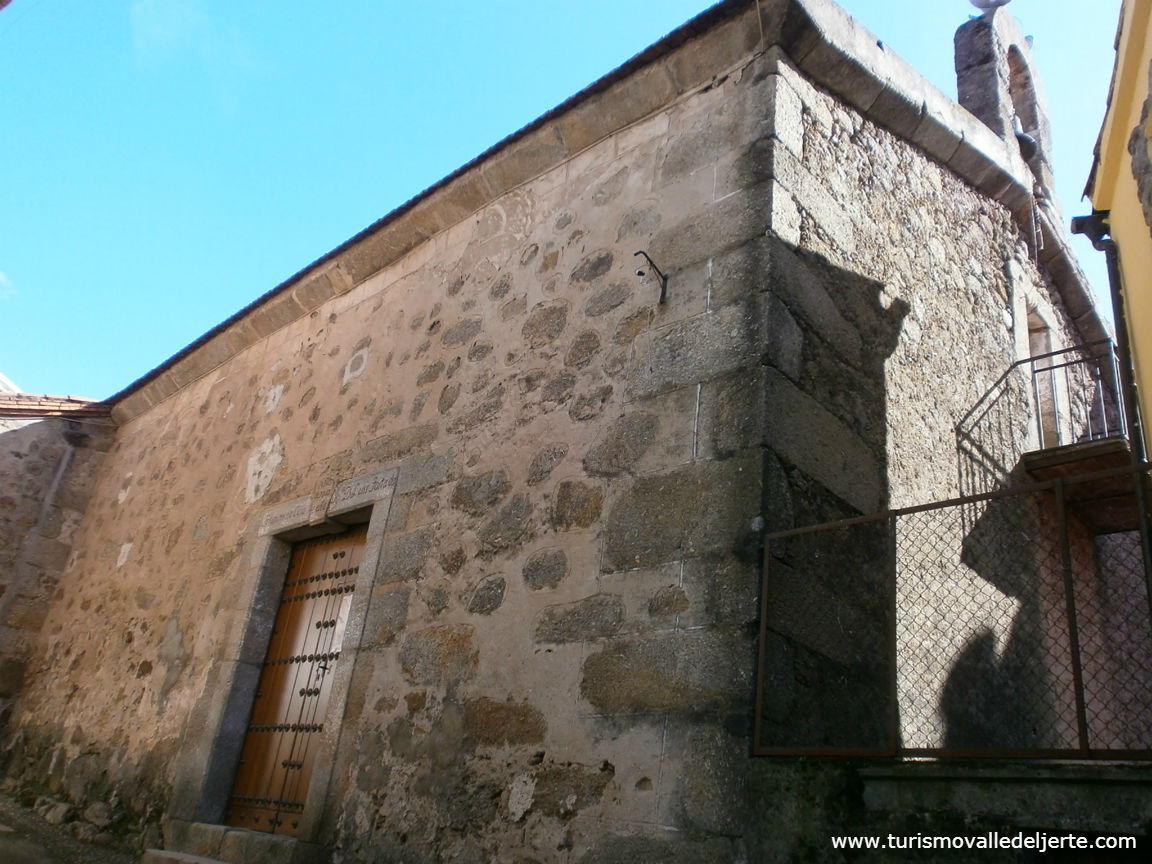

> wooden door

[{"left": 224, "top": 525, "right": 366, "bottom": 835}]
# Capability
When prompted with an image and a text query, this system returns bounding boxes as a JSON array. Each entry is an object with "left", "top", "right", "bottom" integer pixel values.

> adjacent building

[{"left": 1084, "top": 0, "right": 1152, "bottom": 457}]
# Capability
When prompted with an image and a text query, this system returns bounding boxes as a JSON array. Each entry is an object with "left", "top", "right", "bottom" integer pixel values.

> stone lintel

[
  {"left": 328, "top": 468, "right": 399, "bottom": 515},
  {"left": 257, "top": 497, "right": 314, "bottom": 537}
]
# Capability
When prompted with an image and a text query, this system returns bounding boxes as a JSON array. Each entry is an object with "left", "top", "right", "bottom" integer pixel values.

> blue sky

[{"left": 0, "top": 0, "right": 1122, "bottom": 399}]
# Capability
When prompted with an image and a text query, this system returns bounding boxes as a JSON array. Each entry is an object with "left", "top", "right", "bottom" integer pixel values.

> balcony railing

[{"left": 956, "top": 339, "right": 1127, "bottom": 498}]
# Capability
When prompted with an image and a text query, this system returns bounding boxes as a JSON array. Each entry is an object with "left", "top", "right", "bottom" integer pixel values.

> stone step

[
  {"left": 141, "top": 850, "right": 228, "bottom": 864},
  {"left": 148, "top": 820, "right": 329, "bottom": 864}
]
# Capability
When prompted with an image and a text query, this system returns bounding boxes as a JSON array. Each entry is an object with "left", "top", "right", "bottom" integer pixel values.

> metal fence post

[
  {"left": 888, "top": 513, "right": 900, "bottom": 755},
  {"left": 1054, "top": 479, "right": 1090, "bottom": 752}
]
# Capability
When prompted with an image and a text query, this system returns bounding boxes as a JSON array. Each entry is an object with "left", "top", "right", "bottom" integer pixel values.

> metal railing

[
  {"left": 1030, "top": 340, "right": 1126, "bottom": 447},
  {"left": 754, "top": 463, "right": 1152, "bottom": 759},
  {"left": 956, "top": 339, "right": 1126, "bottom": 497}
]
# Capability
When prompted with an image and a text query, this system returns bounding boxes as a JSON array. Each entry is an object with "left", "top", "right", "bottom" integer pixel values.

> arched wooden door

[{"left": 224, "top": 525, "right": 366, "bottom": 835}]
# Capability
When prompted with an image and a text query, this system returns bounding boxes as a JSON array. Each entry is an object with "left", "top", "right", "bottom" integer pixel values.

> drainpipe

[
  {"left": 1072, "top": 210, "right": 1152, "bottom": 629},
  {"left": 1070, "top": 210, "right": 1146, "bottom": 462}
]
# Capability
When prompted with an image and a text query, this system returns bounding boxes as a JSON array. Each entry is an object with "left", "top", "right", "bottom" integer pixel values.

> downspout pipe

[
  {"left": 1072, "top": 210, "right": 1152, "bottom": 634},
  {"left": 1071, "top": 210, "right": 1147, "bottom": 463}
]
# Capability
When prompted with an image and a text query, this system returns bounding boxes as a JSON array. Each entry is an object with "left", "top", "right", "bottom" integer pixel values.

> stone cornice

[{"left": 108, "top": 0, "right": 1107, "bottom": 425}]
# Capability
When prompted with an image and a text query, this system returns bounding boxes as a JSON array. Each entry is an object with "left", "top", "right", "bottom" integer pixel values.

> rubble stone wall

[
  {"left": 0, "top": 31, "right": 1133, "bottom": 864},
  {"left": 749, "top": 54, "right": 1146, "bottom": 864},
  {"left": 0, "top": 418, "right": 111, "bottom": 724},
  {"left": 6, "top": 44, "right": 780, "bottom": 862}
]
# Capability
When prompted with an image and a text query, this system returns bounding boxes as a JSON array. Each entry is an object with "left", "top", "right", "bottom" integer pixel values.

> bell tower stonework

[{"left": 956, "top": 5, "right": 1058, "bottom": 199}]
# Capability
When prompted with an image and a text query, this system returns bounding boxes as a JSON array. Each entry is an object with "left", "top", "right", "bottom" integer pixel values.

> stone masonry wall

[
  {"left": 0, "top": 25, "right": 1122, "bottom": 864},
  {"left": 766, "top": 56, "right": 1080, "bottom": 510},
  {"left": 0, "top": 420, "right": 63, "bottom": 703},
  {"left": 6, "top": 45, "right": 779, "bottom": 862},
  {"left": 0, "top": 418, "right": 111, "bottom": 724},
  {"left": 749, "top": 55, "right": 1142, "bottom": 864},
  {"left": 755, "top": 51, "right": 1066, "bottom": 756}
]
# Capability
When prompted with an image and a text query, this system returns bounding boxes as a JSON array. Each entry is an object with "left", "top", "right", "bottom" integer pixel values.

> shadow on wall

[
  {"left": 756, "top": 238, "right": 908, "bottom": 754},
  {"left": 941, "top": 480, "right": 1152, "bottom": 755},
  {"left": 941, "top": 491, "right": 1065, "bottom": 751},
  {"left": 955, "top": 368, "right": 1033, "bottom": 498}
]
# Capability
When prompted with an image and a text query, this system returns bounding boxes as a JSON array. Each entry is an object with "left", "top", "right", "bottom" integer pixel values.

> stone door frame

[{"left": 164, "top": 468, "right": 398, "bottom": 849}]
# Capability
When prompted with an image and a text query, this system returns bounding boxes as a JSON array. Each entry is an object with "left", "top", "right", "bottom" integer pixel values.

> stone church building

[{"left": 2, "top": 0, "right": 1150, "bottom": 861}]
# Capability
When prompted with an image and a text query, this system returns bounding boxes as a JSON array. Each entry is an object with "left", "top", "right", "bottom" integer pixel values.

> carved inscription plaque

[
  {"left": 329, "top": 468, "right": 398, "bottom": 514},
  {"left": 258, "top": 497, "right": 312, "bottom": 536}
]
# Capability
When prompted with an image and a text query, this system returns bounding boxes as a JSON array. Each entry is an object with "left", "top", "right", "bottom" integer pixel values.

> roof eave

[{"left": 105, "top": 0, "right": 1108, "bottom": 425}]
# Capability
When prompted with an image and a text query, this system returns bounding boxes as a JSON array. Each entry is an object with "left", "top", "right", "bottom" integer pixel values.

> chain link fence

[{"left": 755, "top": 465, "right": 1152, "bottom": 759}]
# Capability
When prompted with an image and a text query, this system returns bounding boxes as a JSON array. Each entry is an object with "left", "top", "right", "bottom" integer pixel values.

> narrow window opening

[{"left": 1028, "top": 309, "right": 1060, "bottom": 448}]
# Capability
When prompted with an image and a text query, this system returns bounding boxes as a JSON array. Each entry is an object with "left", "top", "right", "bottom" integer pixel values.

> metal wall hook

[{"left": 633, "top": 250, "right": 668, "bottom": 303}]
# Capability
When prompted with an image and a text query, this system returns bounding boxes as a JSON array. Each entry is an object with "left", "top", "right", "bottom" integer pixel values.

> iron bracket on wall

[{"left": 633, "top": 250, "right": 668, "bottom": 303}]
